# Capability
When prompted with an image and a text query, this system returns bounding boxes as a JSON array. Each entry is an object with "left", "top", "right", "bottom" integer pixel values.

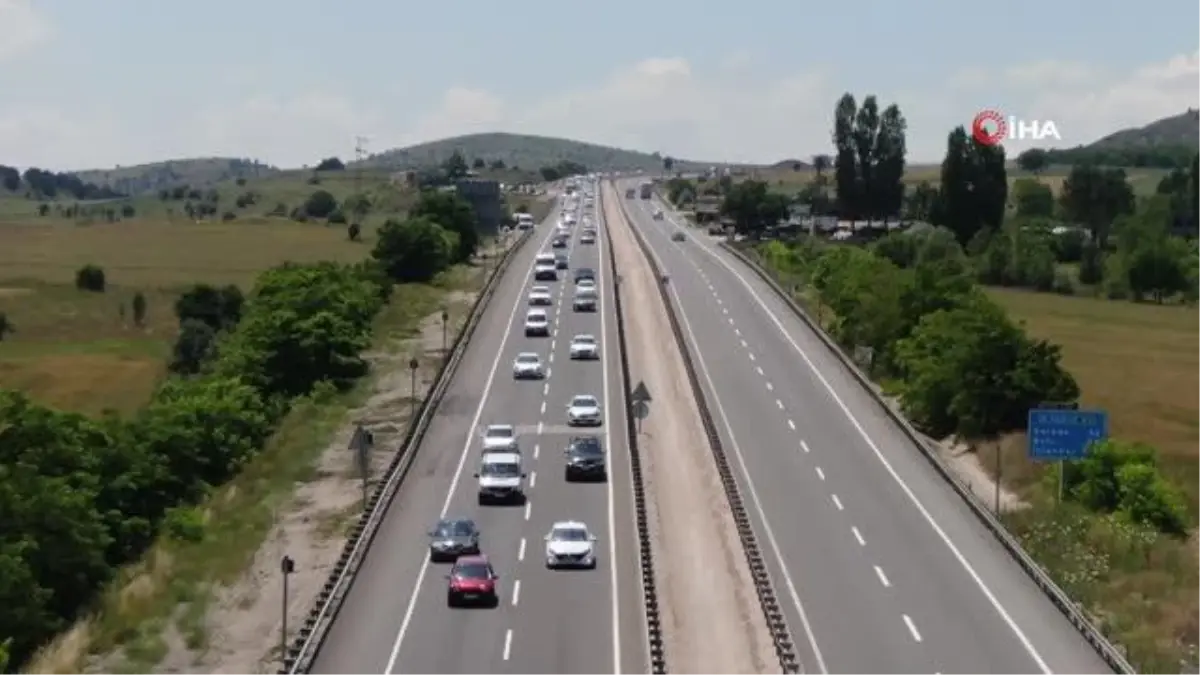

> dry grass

[
  {"left": 981, "top": 289, "right": 1198, "bottom": 673},
  {"left": 752, "top": 164, "right": 1169, "bottom": 198}
]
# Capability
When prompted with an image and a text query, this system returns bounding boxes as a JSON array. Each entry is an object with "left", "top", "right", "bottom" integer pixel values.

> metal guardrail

[
  {"left": 613, "top": 189, "right": 801, "bottom": 674},
  {"left": 600, "top": 185, "right": 668, "bottom": 674},
  {"left": 719, "top": 242, "right": 1136, "bottom": 675},
  {"left": 279, "top": 227, "right": 536, "bottom": 673}
]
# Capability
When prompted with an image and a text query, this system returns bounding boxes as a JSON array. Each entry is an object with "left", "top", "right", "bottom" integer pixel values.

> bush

[
  {"left": 303, "top": 190, "right": 337, "bottom": 218},
  {"left": 1065, "top": 440, "right": 1188, "bottom": 535},
  {"left": 328, "top": 209, "right": 347, "bottom": 225},
  {"left": 371, "top": 217, "right": 455, "bottom": 283},
  {"left": 74, "top": 264, "right": 106, "bottom": 292}
]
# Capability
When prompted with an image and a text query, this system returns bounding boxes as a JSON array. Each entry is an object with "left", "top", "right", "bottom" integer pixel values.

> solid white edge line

[
  {"left": 630, "top": 197, "right": 829, "bottom": 673},
  {"left": 674, "top": 209, "right": 1053, "bottom": 673},
  {"left": 383, "top": 204, "right": 561, "bottom": 674},
  {"left": 600, "top": 181, "right": 624, "bottom": 674}
]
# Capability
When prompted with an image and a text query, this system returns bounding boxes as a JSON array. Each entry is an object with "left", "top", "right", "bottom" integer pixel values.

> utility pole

[{"left": 354, "top": 136, "right": 369, "bottom": 224}]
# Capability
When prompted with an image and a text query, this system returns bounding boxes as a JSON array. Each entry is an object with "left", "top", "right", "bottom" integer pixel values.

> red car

[{"left": 445, "top": 554, "right": 500, "bottom": 607}]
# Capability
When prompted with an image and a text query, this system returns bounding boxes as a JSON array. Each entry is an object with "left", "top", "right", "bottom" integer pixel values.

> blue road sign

[{"left": 1027, "top": 408, "right": 1108, "bottom": 460}]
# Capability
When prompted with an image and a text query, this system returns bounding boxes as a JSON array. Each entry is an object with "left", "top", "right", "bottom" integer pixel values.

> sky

[{"left": 0, "top": 0, "right": 1196, "bottom": 171}]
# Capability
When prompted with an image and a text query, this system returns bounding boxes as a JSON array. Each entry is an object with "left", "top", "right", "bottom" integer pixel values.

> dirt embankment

[{"left": 602, "top": 183, "right": 779, "bottom": 674}]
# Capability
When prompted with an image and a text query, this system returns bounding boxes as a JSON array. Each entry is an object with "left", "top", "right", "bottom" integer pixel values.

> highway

[
  {"left": 620, "top": 184, "right": 1114, "bottom": 675},
  {"left": 309, "top": 182, "right": 647, "bottom": 675}
]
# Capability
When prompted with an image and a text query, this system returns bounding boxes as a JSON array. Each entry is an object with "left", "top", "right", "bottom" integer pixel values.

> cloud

[
  {"left": 0, "top": 52, "right": 1195, "bottom": 169},
  {"left": 0, "top": 0, "right": 51, "bottom": 63}
]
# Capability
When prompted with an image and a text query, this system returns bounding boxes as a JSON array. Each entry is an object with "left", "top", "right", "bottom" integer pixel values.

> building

[{"left": 455, "top": 179, "right": 504, "bottom": 233}]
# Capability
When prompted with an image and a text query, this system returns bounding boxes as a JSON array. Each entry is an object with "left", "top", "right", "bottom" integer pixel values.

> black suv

[
  {"left": 574, "top": 267, "right": 596, "bottom": 283},
  {"left": 564, "top": 435, "right": 607, "bottom": 482}
]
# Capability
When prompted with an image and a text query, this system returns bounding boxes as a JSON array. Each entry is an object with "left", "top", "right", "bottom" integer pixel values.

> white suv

[{"left": 480, "top": 424, "right": 518, "bottom": 453}]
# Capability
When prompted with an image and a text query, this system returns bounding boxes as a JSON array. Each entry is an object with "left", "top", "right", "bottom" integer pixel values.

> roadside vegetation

[
  {"left": 660, "top": 94, "right": 1198, "bottom": 673},
  {"left": 0, "top": 152, "right": 556, "bottom": 671}
]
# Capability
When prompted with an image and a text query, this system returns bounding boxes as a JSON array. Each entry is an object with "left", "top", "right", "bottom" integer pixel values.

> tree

[
  {"left": 935, "top": 126, "right": 1008, "bottom": 246},
  {"left": 1012, "top": 178, "right": 1055, "bottom": 218},
  {"left": 443, "top": 150, "right": 469, "bottom": 180},
  {"left": 472, "top": 157, "right": 486, "bottom": 169},
  {"left": 303, "top": 190, "right": 338, "bottom": 219},
  {"left": 0, "top": 312, "right": 12, "bottom": 341},
  {"left": 872, "top": 103, "right": 908, "bottom": 221},
  {"left": 371, "top": 217, "right": 455, "bottom": 283},
  {"left": 175, "top": 284, "right": 244, "bottom": 331},
  {"left": 347, "top": 223, "right": 361, "bottom": 241},
  {"left": 408, "top": 189, "right": 479, "bottom": 262},
  {"left": 170, "top": 319, "right": 217, "bottom": 374},
  {"left": 663, "top": 156, "right": 675, "bottom": 172},
  {"left": 1059, "top": 165, "right": 1135, "bottom": 250},
  {"left": 315, "top": 157, "right": 345, "bottom": 171},
  {"left": 904, "top": 182, "right": 938, "bottom": 222},
  {"left": 1016, "top": 148, "right": 1049, "bottom": 174},
  {"left": 832, "top": 93, "right": 860, "bottom": 218},
  {"left": 489, "top": 159, "right": 506, "bottom": 170},
  {"left": 131, "top": 291, "right": 147, "bottom": 327},
  {"left": 852, "top": 96, "right": 880, "bottom": 219},
  {"left": 719, "top": 180, "right": 790, "bottom": 238},
  {"left": 810, "top": 154, "right": 832, "bottom": 213},
  {"left": 75, "top": 264, "right": 106, "bottom": 292}
]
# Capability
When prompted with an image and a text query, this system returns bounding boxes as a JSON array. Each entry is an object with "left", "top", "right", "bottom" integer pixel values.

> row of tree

[
  {"left": 0, "top": 186, "right": 490, "bottom": 669},
  {"left": 1018, "top": 143, "right": 1197, "bottom": 171},
  {"left": 0, "top": 164, "right": 124, "bottom": 200},
  {"left": 755, "top": 232, "right": 1188, "bottom": 536}
]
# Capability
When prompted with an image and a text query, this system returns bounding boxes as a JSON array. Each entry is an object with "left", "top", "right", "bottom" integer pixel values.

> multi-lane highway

[
  {"left": 621, "top": 185, "right": 1114, "bottom": 675},
  {"left": 310, "top": 183, "right": 646, "bottom": 675}
]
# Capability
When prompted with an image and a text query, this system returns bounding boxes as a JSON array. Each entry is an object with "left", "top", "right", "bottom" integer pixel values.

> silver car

[
  {"left": 513, "top": 352, "right": 545, "bottom": 379},
  {"left": 481, "top": 424, "right": 518, "bottom": 453},
  {"left": 566, "top": 394, "right": 602, "bottom": 427},
  {"left": 569, "top": 334, "right": 599, "bottom": 360},
  {"left": 428, "top": 517, "right": 481, "bottom": 562},
  {"left": 544, "top": 520, "right": 597, "bottom": 569}
]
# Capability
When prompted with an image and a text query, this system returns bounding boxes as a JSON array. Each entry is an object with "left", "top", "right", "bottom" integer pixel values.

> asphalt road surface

[
  {"left": 310, "top": 184, "right": 646, "bottom": 674},
  {"left": 620, "top": 185, "right": 1113, "bottom": 675}
]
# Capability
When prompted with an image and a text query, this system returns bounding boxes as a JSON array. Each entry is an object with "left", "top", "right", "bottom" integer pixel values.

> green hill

[
  {"left": 71, "top": 157, "right": 279, "bottom": 195},
  {"left": 355, "top": 132, "right": 732, "bottom": 174},
  {"left": 1041, "top": 110, "right": 1198, "bottom": 168},
  {"left": 1086, "top": 109, "right": 1198, "bottom": 150}
]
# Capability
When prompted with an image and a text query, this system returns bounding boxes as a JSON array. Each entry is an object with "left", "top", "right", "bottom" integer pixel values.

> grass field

[
  {"left": 0, "top": 170, "right": 409, "bottom": 417},
  {"left": 752, "top": 163, "right": 1169, "bottom": 197},
  {"left": 982, "top": 289, "right": 1198, "bottom": 672}
]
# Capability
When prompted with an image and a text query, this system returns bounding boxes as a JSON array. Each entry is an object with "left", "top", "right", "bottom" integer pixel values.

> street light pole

[
  {"left": 409, "top": 358, "right": 419, "bottom": 419},
  {"left": 441, "top": 308, "right": 449, "bottom": 356},
  {"left": 280, "top": 555, "right": 295, "bottom": 669}
]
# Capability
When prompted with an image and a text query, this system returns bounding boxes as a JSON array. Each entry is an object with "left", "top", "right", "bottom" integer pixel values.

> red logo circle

[{"left": 972, "top": 109, "right": 1007, "bottom": 146}]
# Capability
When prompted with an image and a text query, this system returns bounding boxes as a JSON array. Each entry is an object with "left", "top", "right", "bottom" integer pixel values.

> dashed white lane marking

[
  {"left": 545, "top": 366, "right": 552, "bottom": 378},
  {"left": 722, "top": 307, "right": 729, "bottom": 314},
  {"left": 503, "top": 629, "right": 513, "bottom": 660},
  {"left": 756, "top": 366, "right": 764, "bottom": 376},
  {"left": 512, "top": 579, "right": 522, "bottom": 606},
  {"left": 728, "top": 317, "right": 734, "bottom": 325},
  {"left": 874, "top": 565, "right": 891, "bottom": 588},
  {"left": 749, "top": 352, "right": 756, "bottom": 362},
  {"left": 801, "top": 439, "right": 811, "bottom": 453},
  {"left": 903, "top": 615, "right": 923, "bottom": 643},
  {"left": 548, "top": 352, "right": 554, "bottom": 363},
  {"left": 540, "top": 400, "right": 547, "bottom": 414},
  {"left": 852, "top": 526, "right": 866, "bottom": 546},
  {"left": 529, "top": 471, "right": 537, "bottom": 488},
  {"left": 524, "top": 500, "right": 532, "bottom": 520},
  {"left": 550, "top": 339, "right": 556, "bottom": 350},
  {"left": 775, "top": 399, "right": 784, "bottom": 410},
  {"left": 533, "top": 443, "right": 540, "bottom": 460},
  {"left": 716, "top": 297, "right": 722, "bottom": 305},
  {"left": 740, "top": 339, "right": 748, "bottom": 348},
  {"left": 787, "top": 419, "right": 795, "bottom": 430},
  {"left": 537, "top": 421, "right": 544, "bottom": 434},
  {"left": 832, "top": 494, "right": 844, "bottom": 511},
  {"left": 815, "top": 467, "right": 825, "bottom": 481},
  {"left": 735, "top": 328, "right": 741, "bottom": 337},
  {"left": 518, "top": 537, "right": 526, "bottom": 561},
  {"left": 542, "top": 382, "right": 549, "bottom": 396}
]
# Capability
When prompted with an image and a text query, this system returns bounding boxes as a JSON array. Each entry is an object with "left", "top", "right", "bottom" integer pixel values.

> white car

[
  {"left": 481, "top": 424, "right": 518, "bottom": 453},
  {"left": 580, "top": 232, "right": 596, "bottom": 245},
  {"left": 575, "top": 278, "right": 596, "bottom": 293},
  {"left": 524, "top": 309, "right": 550, "bottom": 337},
  {"left": 512, "top": 352, "right": 544, "bottom": 379},
  {"left": 572, "top": 287, "right": 597, "bottom": 312},
  {"left": 544, "top": 520, "right": 597, "bottom": 569},
  {"left": 569, "top": 334, "right": 599, "bottom": 360},
  {"left": 528, "top": 286, "right": 552, "bottom": 306},
  {"left": 566, "top": 394, "right": 602, "bottom": 427}
]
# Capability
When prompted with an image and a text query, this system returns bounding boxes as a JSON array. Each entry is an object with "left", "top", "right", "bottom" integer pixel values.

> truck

[{"left": 638, "top": 181, "right": 653, "bottom": 199}]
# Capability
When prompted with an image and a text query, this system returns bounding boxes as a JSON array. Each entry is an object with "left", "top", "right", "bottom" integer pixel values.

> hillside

[
  {"left": 355, "top": 132, "right": 728, "bottom": 173},
  {"left": 72, "top": 157, "right": 279, "bottom": 195},
  {"left": 1086, "top": 110, "right": 1199, "bottom": 150},
  {"left": 1041, "top": 110, "right": 1198, "bottom": 168}
]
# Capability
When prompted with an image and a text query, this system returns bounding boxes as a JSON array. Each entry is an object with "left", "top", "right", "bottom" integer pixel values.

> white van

[
  {"left": 475, "top": 452, "right": 526, "bottom": 504},
  {"left": 516, "top": 213, "right": 535, "bottom": 229},
  {"left": 534, "top": 252, "right": 558, "bottom": 281}
]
